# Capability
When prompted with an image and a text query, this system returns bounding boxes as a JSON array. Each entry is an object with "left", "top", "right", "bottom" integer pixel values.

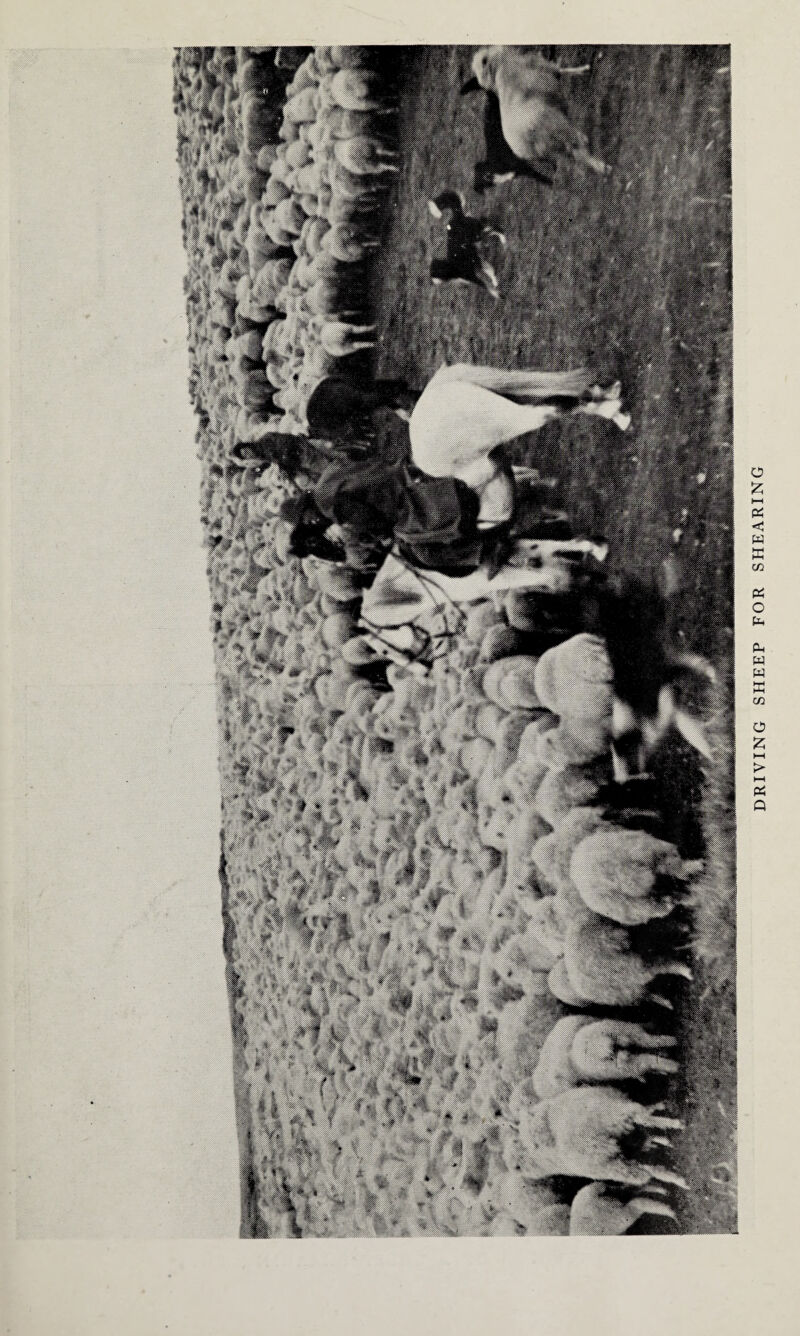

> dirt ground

[{"left": 367, "top": 44, "right": 735, "bottom": 1233}]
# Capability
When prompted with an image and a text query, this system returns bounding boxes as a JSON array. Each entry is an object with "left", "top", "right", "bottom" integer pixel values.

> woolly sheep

[
  {"left": 295, "top": 162, "right": 329, "bottom": 197},
  {"left": 299, "top": 214, "right": 331, "bottom": 255},
  {"left": 328, "top": 67, "right": 390, "bottom": 112},
  {"left": 479, "top": 1173, "right": 564, "bottom": 1234},
  {"left": 532, "top": 1015, "right": 679, "bottom": 1098},
  {"left": 321, "top": 221, "right": 381, "bottom": 262},
  {"left": 322, "top": 610, "right": 359, "bottom": 648},
  {"left": 460, "top": 736, "right": 493, "bottom": 781},
  {"left": 502, "top": 808, "right": 550, "bottom": 897},
  {"left": 244, "top": 170, "right": 269, "bottom": 206},
  {"left": 284, "top": 137, "right": 313, "bottom": 170},
  {"left": 290, "top": 254, "right": 316, "bottom": 290},
  {"left": 285, "top": 56, "right": 319, "bottom": 96},
  {"left": 516, "top": 713, "right": 558, "bottom": 766},
  {"left": 333, "top": 135, "right": 400, "bottom": 175},
  {"left": 329, "top": 160, "right": 390, "bottom": 200},
  {"left": 479, "top": 624, "right": 524, "bottom": 662},
  {"left": 495, "top": 991, "right": 563, "bottom": 1080},
  {"left": 569, "top": 1181, "right": 677, "bottom": 1234},
  {"left": 534, "top": 759, "right": 608, "bottom": 827},
  {"left": 329, "top": 46, "right": 374, "bottom": 69},
  {"left": 549, "top": 915, "right": 693, "bottom": 1009},
  {"left": 229, "top": 329, "right": 263, "bottom": 363},
  {"left": 307, "top": 251, "right": 348, "bottom": 284},
  {"left": 482, "top": 656, "right": 541, "bottom": 710},
  {"left": 241, "top": 92, "right": 279, "bottom": 153},
  {"left": 531, "top": 806, "right": 608, "bottom": 892},
  {"left": 273, "top": 197, "right": 307, "bottom": 237},
  {"left": 498, "top": 757, "right": 550, "bottom": 810},
  {"left": 269, "top": 155, "right": 296, "bottom": 189},
  {"left": 265, "top": 211, "right": 298, "bottom": 248},
  {"left": 297, "top": 342, "right": 338, "bottom": 381},
  {"left": 486, "top": 922, "right": 559, "bottom": 990},
  {"left": 569, "top": 827, "right": 704, "bottom": 925},
  {"left": 474, "top": 701, "right": 506, "bottom": 741},
  {"left": 463, "top": 47, "right": 610, "bottom": 177},
  {"left": 238, "top": 56, "right": 277, "bottom": 98},
  {"left": 499, "top": 664, "right": 547, "bottom": 710},
  {"left": 312, "top": 46, "right": 340, "bottom": 77},
  {"left": 256, "top": 143, "right": 278, "bottom": 174},
  {"left": 241, "top": 370, "right": 274, "bottom": 409},
  {"left": 325, "top": 194, "right": 382, "bottom": 225},
  {"left": 341, "top": 634, "right": 383, "bottom": 667},
  {"left": 319, "top": 319, "right": 377, "bottom": 357},
  {"left": 305, "top": 276, "right": 366, "bottom": 317},
  {"left": 536, "top": 717, "right": 612, "bottom": 768},
  {"left": 485, "top": 1213, "right": 527, "bottom": 1237},
  {"left": 284, "top": 86, "right": 320, "bottom": 124},
  {"left": 464, "top": 600, "right": 502, "bottom": 644},
  {"left": 534, "top": 633, "right": 613, "bottom": 721},
  {"left": 323, "top": 106, "right": 393, "bottom": 139},
  {"left": 517, "top": 1086, "right": 686, "bottom": 1186},
  {"left": 345, "top": 680, "right": 383, "bottom": 723}
]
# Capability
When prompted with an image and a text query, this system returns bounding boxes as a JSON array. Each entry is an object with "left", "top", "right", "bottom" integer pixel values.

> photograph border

[{"left": 3, "top": 0, "right": 799, "bottom": 1331}]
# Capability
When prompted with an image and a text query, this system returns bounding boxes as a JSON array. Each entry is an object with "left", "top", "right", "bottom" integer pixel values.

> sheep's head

[{"left": 462, "top": 48, "right": 497, "bottom": 94}]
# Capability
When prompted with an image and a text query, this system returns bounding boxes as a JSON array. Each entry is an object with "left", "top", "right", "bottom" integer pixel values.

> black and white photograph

[
  {"left": 174, "top": 42, "right": 737, "bottom": 1240},
  {"left": 9, "top": 40, "right": 742, "bottom": 1246}
]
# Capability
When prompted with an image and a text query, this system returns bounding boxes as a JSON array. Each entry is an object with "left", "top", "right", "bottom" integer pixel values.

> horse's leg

[
  {"left": 431, "top": 560, "right": 578, "bottom": 601},
  {"left": 511, "top": 465, "right": 551, "bottom": 484},
  {"left": 577, "top": 380, "right": 630, "bottom": 430},
  {"left": 483, "top": 563, "right": 575, "bottom": 595},
  {"left": 474, "top": 470, "right": 516, "bottom": 527},
  {"left": 510, "top": 537, "right": 608, "bottom": 565}
]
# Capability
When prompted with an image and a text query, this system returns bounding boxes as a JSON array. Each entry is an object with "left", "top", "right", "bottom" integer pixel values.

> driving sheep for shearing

[{"left": 172, "top": 42, "right": 734, "bottom": 1239}]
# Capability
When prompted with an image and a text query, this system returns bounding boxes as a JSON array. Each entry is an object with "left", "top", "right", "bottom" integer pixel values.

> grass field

[{"left": 366, "top": 44, "right": 735, "bottom": 1234}]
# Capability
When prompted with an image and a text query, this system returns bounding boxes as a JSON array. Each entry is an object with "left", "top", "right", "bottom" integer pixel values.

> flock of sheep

[
  {"left": 174, "top": 46, "right": 704, "bottom": 1236},
  {"left": 176, "top": 45, "right": 403, "bottom": 456}
]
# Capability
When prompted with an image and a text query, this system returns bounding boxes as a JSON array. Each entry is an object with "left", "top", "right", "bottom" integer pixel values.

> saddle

[{"left": 393, "top": 464, "right": 488, "bottom": 574}]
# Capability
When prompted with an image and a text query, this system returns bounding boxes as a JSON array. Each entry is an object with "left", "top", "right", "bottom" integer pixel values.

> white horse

[{"left": 407, "top": 363, "right": 630, "bottom": 525}]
